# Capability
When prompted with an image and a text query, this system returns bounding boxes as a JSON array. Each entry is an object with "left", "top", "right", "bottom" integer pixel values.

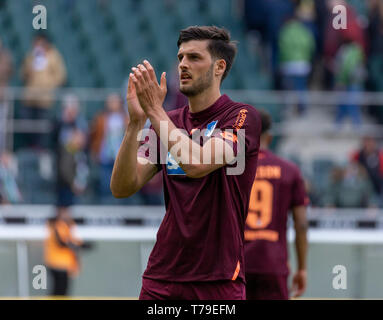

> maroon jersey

[
  {"left": 138, "top": 94, "right": 261, "bottom": 283},
  {"left": 244, "top": 149, "right": 308, "bottom": 275}
]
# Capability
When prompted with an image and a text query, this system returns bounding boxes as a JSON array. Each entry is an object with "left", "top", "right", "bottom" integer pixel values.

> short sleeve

[{"left": 213, "top": 105, "right": 261, "bottom": 158}]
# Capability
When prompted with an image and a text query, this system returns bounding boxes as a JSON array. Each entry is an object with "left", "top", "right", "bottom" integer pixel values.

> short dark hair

[
  {"left": 259, "top": 109, "right": 272, "bottom": 135},
  {"left": 177, "top": 26, "right": 237, "bottom": 81}
]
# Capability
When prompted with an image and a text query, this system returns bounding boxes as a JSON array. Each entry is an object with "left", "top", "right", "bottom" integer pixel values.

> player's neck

[{"left": 188, "top": 87, "right": 221, "bottom": 114}]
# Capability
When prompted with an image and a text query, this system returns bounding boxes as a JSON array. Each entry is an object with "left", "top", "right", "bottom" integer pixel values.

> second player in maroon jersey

[{"left": 244, "top": 110, "right": 309, "bottom": 300}]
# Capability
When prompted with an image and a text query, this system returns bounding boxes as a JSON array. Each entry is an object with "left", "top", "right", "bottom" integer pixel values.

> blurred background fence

[{"left": 1, "top": 205, "right": 383, "bottom": 299}]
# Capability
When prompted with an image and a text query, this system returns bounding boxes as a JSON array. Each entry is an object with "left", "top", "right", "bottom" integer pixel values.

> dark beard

[{"left": 180, "top": 65, "right": 214, "bottom": 97}]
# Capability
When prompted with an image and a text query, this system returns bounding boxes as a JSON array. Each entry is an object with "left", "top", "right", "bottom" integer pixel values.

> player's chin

[
  {"left": 180, "top": 83, "right": 193, "bottom": 94},
  {"left": 180, "top": 80, "right": 192, "bottom": 87}
]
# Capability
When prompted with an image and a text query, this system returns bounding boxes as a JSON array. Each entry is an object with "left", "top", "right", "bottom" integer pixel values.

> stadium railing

[
  {"left": 2, "top": 87, "right": 383, "bottom": 140},
  {"left": 1, "top": 87, "right": 383, "bottom": 206},
  {"left": 1, "top": 204, "right": 383, "bottom": 299}
]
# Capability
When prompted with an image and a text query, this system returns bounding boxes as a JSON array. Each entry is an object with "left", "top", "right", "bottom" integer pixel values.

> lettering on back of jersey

[{"left": 256, "top": 166, "right": 281, "bottom": 179}]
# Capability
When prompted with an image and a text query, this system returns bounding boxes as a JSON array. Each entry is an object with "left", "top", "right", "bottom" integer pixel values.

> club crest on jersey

[
  {"left": 166, "top": 152, "right": 186, "bottom": 175},
  {"left": 204, "top": 120, "right": 218, "bottom": 137}
]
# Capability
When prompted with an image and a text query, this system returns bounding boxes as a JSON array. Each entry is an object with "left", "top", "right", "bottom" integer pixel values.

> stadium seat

[
  {"left": 205, "top": 0, "right": 232, "bottom": 23},
  {"left": 2, "top": 0, "right": 270, "bottom": 95},
  {"left": 173, "top": 0, "right": 205, "bottom": 29}
]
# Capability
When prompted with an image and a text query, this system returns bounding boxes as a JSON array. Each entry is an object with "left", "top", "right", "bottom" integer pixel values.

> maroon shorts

[
  {"left": 245, "top": 273, "right": 288, "bottom": 300},
  {"left": 139, "top": 277, "right": 246, "bottom": 300}
]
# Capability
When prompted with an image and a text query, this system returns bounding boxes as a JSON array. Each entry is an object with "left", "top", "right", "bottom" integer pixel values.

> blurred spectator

[
  {"left": 0, "top": 37, "right": 13, "bottom": 99},
  {"left": 278, "top": 13, "right": 315, "bottom": 114},
  {"left": 323, "top": 163, "right": 378, "bottom": 208},
  {"left": 44, "top": 206, "right": 92, "bottom": 296},
  {"left": 323, "top": 0, "right": 366, "bottom": 89},
  {"left": 334, "top": 39, "right": 366, "bottom": 128},
  {"left": 366, "top": 0, "right": 383, "bottom": 123},
  {"left": 0, "top": 37, "right": 13, "bottom": 152},
  {"left": 90, "top": 93, "right": 128, "bottom": 202},
  {"left": 304, "top": 179, "right": 321, "bottom": 207},
  {"left": 53, "top": 94, "right": 88, "bottom": 207},
  {"left": 296, "top": 0, "right": 318, "bottom": 42},
  {"left": 351, "top": 136, "right": 383, "bottom": 200},
  {"left": 243, "top": 0, "right": 297, "bottom": 84},
  {"left": 367, "top": 0, "right": 383, "bottom": 56},
  {"left": 21, "top": 32, "right": 67, "bottom": 149},
  {"left": 0, "top": 151, "right": 22, "bottom": 204},
  {"left": 313, "top": 0, "right": 329, "bottom": 56},
  {"left": 243, "top": 0, "right": 269, "bottom": 36}
]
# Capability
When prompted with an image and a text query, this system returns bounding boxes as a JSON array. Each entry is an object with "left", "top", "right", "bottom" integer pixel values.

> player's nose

[{"left": 179, "top": 59, "right": 189, "bottom": 70}]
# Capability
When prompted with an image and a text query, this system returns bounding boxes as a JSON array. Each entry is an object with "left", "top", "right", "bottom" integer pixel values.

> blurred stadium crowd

[{"left": 0, "top": 0, "right": 382, "bottom": 208}]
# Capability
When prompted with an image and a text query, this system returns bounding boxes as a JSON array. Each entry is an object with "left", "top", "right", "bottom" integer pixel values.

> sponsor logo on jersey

[
  {"left": 166, "top": 152, "right": 186, "bottom": 175},
  {"left": 204, "top": 120, "right": 218, "bottom": 137},
  {"left": 233, "top": 109, "right": 248, "bottom": 130}
]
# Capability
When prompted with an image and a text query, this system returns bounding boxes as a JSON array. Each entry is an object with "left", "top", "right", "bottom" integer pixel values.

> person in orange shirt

[
  {"left": 89, "top": 93, "right": 129, "bottom": 203},
  {"left": 44, "top": 206, "right": 89, "bottom": 296}
]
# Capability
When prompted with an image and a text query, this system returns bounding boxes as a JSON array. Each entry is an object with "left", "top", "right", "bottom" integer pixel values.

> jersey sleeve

[
  {"left": 137, "top": 124, "right": 162, "bottom": 172},
  {"left": 291, "top": 167, "right": 309, "bottom": 208},
  {"left": 212, "top": 105, "right": 261, "bottom": 158}
]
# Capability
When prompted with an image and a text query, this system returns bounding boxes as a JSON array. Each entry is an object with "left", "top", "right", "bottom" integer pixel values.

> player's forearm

[
  {"left": 147, "top": 107, "right": 207, "bottom": 177},
  {"left": 295, "top": 226, "right": 308, "bottom": 271},
  {"left": 110, "top": 120, "right": 145, "bottom": 197}
]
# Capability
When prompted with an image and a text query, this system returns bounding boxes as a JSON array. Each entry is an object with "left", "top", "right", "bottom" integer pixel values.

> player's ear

[
  {"left": 215, "top": 59, "right": 226, "bottom": 78},
  {"left": 267, "top": 133, "right": 273, "bottom": 146}
]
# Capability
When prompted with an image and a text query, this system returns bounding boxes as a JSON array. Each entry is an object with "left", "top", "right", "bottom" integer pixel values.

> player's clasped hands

[{"left": 129, "top": 60, "right": 167, "bottom": 116}]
